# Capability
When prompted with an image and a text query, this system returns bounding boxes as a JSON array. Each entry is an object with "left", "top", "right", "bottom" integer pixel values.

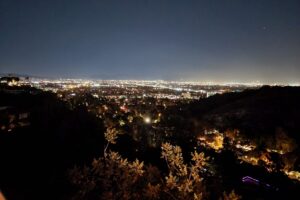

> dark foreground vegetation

[{"left": 0, "top": 85, "right": 105, "bottom": 199}]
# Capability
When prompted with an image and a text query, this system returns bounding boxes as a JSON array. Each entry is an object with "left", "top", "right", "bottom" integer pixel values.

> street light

[{"left": 144, "top": 116, "right": 151, "bottom": 124}]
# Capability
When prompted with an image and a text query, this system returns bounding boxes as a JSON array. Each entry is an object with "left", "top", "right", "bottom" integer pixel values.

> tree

[
  {"left": 275, "top": 128, "right": 297, "bottom": 154},
  {"left": 222, "top": 190, "right": 241, "bottom": 200},
  {"left": 69, "top": 127, "right": 240, "bottom": 200}
]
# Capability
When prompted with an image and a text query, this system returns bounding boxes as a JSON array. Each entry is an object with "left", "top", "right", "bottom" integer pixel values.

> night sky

[{"left": 0, "top": 0, "right": 300, "bottom": 83}]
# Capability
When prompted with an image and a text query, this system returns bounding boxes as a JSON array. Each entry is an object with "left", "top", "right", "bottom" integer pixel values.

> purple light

[
  {"left": 242, "top": 176, "right": 278, "bottom": 191},
  {"left": 242, "top": 176, "right": 260, "bottom": 185}
]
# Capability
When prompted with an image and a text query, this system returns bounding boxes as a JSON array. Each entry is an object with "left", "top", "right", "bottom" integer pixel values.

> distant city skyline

[{"left": 0, "top": 0, "right": 300, "bottom": 84}]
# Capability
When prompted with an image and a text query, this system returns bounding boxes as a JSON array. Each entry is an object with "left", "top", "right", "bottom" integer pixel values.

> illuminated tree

[
  {"left": 282, "top": 153, "right": 298, "bottom": 171},
  {"left": 275, "top": 128, "right": 297, "bottom": 154},
  {"left": 70, "top": 127, "right": 146, "bottom": 200},
  {"left": 222, "top": 190, "right": 242, "bottom": 200},
  {"left": 161, "top": 143, "right": 208, "bottom": 199},
  {"left": 224, "top": 129, "right": 239, "bottom": 142},
  {"left": 69, "top": 128, "right": 241, "bottom": 200}
]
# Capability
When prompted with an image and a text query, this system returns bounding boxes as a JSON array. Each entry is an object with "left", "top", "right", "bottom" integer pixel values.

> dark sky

[{"left": 0, "top": 0, "right": 300, "bottom": 83}]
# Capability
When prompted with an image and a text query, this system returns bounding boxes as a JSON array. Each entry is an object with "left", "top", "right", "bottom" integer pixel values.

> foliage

[
  {"left": 69, "top": 127, "right": 240, "bottom": 200},
  {"left": 104, "top": 127, "right": 119, "bottom": 155},
  {"left": 161, "top": 143, "right": 208, "bottom": 199},
  {"left": 222, "top": 190, "right": 242, "bottom": 200},
  {"left": 275, "top": 128, "right": 298, "bottom": 154}
]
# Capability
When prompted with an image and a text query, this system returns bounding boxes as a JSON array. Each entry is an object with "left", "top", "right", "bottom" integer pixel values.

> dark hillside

[
  {"left": 183, "top": 86, "right": 300, "bottom": 141},
  {"left": 0, "top": 87, "right": 105, "bottom": 200}
]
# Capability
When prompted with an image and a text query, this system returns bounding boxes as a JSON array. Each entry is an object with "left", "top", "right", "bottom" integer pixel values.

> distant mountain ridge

[{"left": 0, "top": 73, "right": 46, "bottom": 79}]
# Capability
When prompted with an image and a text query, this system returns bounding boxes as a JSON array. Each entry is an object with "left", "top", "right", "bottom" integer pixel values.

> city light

[{"left": 144, "top": 117, "right": 151, "bottom": 124}]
